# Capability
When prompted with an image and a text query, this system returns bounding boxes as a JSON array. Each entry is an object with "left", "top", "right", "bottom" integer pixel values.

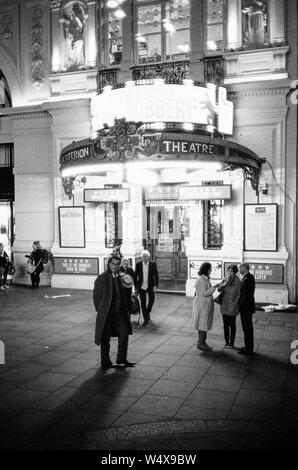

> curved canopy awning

[{"left": 60, "top": 126, "right": 265, "bottom": 199}]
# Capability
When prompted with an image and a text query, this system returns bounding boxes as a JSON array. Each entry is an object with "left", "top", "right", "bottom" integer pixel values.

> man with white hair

[{"left": 135, "top": 250, "right": 159, "bottom": 326}]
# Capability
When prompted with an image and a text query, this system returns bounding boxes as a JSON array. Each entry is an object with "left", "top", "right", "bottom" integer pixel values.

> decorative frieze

[{"left": 31, "top": 7, "right": 44, "bottom": 88}]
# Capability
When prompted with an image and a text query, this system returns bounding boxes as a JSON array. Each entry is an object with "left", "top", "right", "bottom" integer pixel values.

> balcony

[
  {"left": 97, "top": 68, "right": 120, "bottom": 91},
  {"left": 131, "top": 60, "right": 190, "bottom": 84}
]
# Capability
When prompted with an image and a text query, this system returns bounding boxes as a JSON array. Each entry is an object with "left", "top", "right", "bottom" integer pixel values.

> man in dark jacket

[
  {"left": 93, "top": 255, "right": 135, "bottom": 369},
  {"left": 135, "top": 250, "right": 159, "bottom": 326},
  {"left": 238, "top": 263, "right": 256, "bottom": 355}
]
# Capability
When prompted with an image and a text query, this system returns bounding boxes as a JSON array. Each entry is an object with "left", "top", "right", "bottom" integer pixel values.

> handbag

[
  {"left": 214, "top": 291, "right": 224, "bottom": 305},
  {"left": 130, "top": 294, "right": 140, "bottom": 315},
  {"left": 6, "top": 261, "right": 15, "bottom": 276},
  {"left": 26, "top": 261, "right": 36, "bottom": 274}
]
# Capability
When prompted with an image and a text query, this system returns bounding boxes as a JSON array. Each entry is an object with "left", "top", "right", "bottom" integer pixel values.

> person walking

[
  {"left": 93, "top": 254, "right": 135, "bottom": 370},
  {"left": 25, "top": 241, "right": 44, "bottom": 288},
  {"left": 238, "top": 262, "right": 256, "bottom": 355},
  {"left": 135, "top": 250, "right": 159, "bottom": 326},
  {"left": 0, "top": 243, "right": 9, "bottom": 290},
  {"left": 192, "top": 262, "right": 218, "bottom": 351},
  {"left": 217, "top": 264, "right": 241, "bottom": 349}
]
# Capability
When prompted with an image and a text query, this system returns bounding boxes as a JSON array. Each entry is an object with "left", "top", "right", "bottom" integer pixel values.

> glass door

[{"left": 147, "top": 204, "right": 189, "bottom": 291}]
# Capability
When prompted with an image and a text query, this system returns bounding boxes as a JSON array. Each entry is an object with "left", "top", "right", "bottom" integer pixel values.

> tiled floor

[{"left": 0, "top": 285, "right": 298, "bottom": 450}]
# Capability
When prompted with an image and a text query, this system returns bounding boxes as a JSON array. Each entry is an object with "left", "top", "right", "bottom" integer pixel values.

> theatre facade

[{"left": 0, "top": 0, "right": 296, "bottom": 303}]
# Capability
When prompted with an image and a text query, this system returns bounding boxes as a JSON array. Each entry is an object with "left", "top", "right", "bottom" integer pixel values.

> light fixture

[
  {"left": 206, "top": 40, "right": 217, "bottom": 51},
  {"left": 259, "top": 180, "right": 268, "bottom": 195},
  {"left": 114, "top": 9, "right": 126, "bottom": 20}
]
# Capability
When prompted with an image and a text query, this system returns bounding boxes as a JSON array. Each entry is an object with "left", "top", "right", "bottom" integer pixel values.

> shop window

[
  {"left": 242, "top": 0, "right": 269, "bottom": 49},
  {"left": 206, "top": 0, "right": 224, "bottom": 54},
  {"left": 135, "top": 0, "right": 190, "bottom": 64},
  {"left": 203, "top": 200, "right": 223, "bottom": 249}
]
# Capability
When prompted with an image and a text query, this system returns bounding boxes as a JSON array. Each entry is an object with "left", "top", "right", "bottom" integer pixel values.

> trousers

[
  {"left": 240, "top": 311, "right": 254, "bottom": 353},
  {"left": 101, "top": 314, "right": 129, "bottom": 364},
  {"left": 222, "top": 314, "right": 236, "bottom": 345},
  {"left": 139, "top": 288, "right": 155, "bottom": 321}
]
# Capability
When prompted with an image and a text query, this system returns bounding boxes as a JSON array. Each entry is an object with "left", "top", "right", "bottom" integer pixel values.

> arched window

[{"left": 242, "top": 0, "right": 269, "bottom": 49}]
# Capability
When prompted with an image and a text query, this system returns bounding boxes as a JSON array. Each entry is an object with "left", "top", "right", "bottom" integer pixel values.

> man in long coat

[
  {"left": 238, "top": 262, "right": 256, "bottom": 355},
  {"left": 93, "top": 254, "right": 134, "bottom": 369},
  {"left": 135, "top": 250, "right": 159, "bottom": 326}
]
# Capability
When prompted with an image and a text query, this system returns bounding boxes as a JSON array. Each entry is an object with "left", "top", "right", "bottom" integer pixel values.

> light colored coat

[{"left": 192, "top": 275, "right": 215, "bottom": 331}]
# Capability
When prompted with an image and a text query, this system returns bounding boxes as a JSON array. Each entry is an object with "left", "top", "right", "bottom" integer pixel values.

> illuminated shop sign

[
  {"left": 145, "top": 185, "right": 179, "bottom": 200},
  {"left": 60, "top": 143, "right": 90, "bottom": 164},
  {"left": 84, "top": 188, "right": 130, "bottom": 202},
  {"left": 179, "top": 185, "right": 231, "bottom": 200},
  {"left": 91, "top": 83, "right": 233, "bottom": 135},
  {"left": 161, "top": 140, "right": 219, "bottom": 154},
  {"left": 224, "top": 262, "right": 284, "bottom": 284},
  {"left": 54, "top": 257, "right": 99, "bottom": 275}
]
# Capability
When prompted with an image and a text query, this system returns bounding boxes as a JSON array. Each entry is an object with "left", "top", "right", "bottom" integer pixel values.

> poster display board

[
  {"left": 223, "top": 262, "right": 284, "bottom": 284},
  {"left": 244, "top": 204, "right": 278, "bottom": 251},
  {"left": 58, "top": 206, "right": 85, "bottom": 248},
  {"left": 54, "top": 257, "right": 99, "bottom": 275},
  {"left": 189, "top": 260, "right": 222, "bottom": 280}
]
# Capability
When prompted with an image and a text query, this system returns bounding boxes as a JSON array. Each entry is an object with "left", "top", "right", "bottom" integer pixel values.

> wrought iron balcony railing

[
  {"left": 97, "top": 67, "right": 119, "bottom": 91},
  {"left": 203, "top": 56, "right": 225, "bottom": 84},
  {"left": 131, "top": 60, "right": 190, "bottom": 84}
]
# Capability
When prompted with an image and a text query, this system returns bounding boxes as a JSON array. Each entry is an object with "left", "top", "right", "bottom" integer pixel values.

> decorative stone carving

[
  {"left": 31, "top": 7, "right": 44, "bottom": 87},
  {"left": 0, "top": 14, "right": 14, "bottom": 41},
  {"left": 49, "top": 0, "right": 62, "bottom": 8}
]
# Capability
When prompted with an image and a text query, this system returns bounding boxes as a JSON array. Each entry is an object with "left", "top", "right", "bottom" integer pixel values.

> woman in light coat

[{"left": 192, "top": 262, "right": 218, "bottom": 351}]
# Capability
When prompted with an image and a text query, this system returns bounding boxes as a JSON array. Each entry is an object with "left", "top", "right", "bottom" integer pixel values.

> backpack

[{"left": 42, "top": 249, "right": 49, "bottom": 264}]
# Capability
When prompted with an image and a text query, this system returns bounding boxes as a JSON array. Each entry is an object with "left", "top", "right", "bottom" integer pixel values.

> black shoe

[
  {"left": 116, "top": 360, "right": 136, "bottom": 367},
  {"left": 101, "top": 361, "right": 113, "bottom": 370},
  {"left": 143, "top": 320, "right": 149, "bottom": 326},
  {"left": 238, "top": 349, "right": 253, "bottom": 355}
]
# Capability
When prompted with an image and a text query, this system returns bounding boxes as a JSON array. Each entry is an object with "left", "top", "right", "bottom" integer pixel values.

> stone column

[
  {"left": 226, "top": 0, "right": 242, "bottom": 50},
  {"left": 49, "top": 0, "right": 62, "bottom": 71},
  {"left": 86, "top": 0, "right": 97, "bottom": 68},
  {"left": 121, "top": 184, "right": 144, "bottom": 269},
  {"left": 189, "top": 0, "right": 204, "bottom": 81},
  {"left": 269, "top": 0, "right": 286, "bottom": 46},
  {"left": 119, "top": 0, "right": 134, "bottom": 82}
]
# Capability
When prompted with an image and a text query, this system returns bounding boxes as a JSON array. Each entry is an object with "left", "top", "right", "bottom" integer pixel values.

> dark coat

[
  {"left": 135, "top": 260, "right": 159, "bottom": 291},
  {"left": 93, "top": 270, "right": 132, "bottom": 346},
  {"left": 239, "top": 272, "right": 255, "bottom": 314},
  {"left": 29, "top": 249, "right": 44, "bottom": 274}
]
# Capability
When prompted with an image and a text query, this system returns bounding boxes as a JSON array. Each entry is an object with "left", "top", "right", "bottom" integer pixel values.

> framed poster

[
  {"left": 58, "top": 206, "right": 85, "bottom": 248},
  {"left": 189, "top": 260, "right": 222, "bottom": 280},
  {"left": 244, "top": 204, "right": 278, "bottom": 251}
]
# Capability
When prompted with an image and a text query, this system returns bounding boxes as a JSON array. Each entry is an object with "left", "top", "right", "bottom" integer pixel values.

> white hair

[{"left": 142, "top": 250, "right": 150, "bottom": 257}]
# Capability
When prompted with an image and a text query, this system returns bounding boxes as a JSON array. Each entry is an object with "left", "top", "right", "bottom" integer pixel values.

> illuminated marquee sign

[
  {"left": 54, "top": 257, "right": 99, "bottom": 275},
  {"left": 91, "top": 83, "right": 233, "bottom": 135},
  {"left": 161, "top": 139, "right": 221, "bottom": 155},
  {"left": 179, "top": 185, "right": 232, "bottom": 200},
  {"left": 60, "top": 143, "right": 90, "bottom": 165},
  {"left": 84, "top": 188, "right": 130, "bottom": 202}
]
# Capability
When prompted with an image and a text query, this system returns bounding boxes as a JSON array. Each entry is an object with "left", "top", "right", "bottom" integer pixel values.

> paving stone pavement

[{"left": 0, "top": 285, "right": 297, "bottom": 451}]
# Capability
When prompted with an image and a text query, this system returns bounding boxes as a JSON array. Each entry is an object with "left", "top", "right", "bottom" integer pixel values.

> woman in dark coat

[
  {"left": 25, "top": 241, "right": 44, "bottom": 288},
  {"left": 93, "top": 255, "right": 134, "bottom": 369},
  {"left": 217, "top": 264, "right": 241, "bottom": 349}
]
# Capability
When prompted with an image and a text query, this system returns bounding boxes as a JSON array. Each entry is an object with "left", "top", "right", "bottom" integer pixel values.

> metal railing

[
  {"left": 131, "top": 60, "right": 190, "bottom": 83},
  {"left": 97, "top": 67, "right": 119, "bottom": 91},
  {"left": 203, "top": 56, "right": 225, "bottom": 84}
]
